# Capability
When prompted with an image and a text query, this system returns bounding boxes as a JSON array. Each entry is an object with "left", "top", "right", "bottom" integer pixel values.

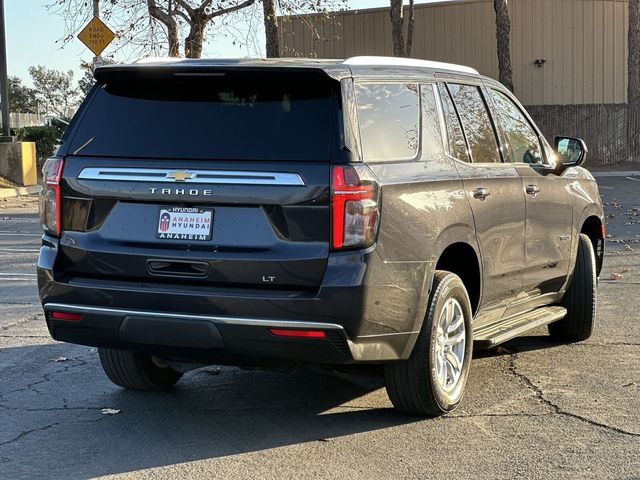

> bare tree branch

[{"left": 207, "top": 0, "right": 257, "bottom": 21}]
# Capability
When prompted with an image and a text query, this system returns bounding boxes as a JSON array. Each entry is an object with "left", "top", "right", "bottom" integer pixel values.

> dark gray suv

[{"left": 37, "top": 57, "right": 604, "bottom": 416}]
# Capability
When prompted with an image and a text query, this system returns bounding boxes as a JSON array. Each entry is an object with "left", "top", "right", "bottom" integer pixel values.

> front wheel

[
  {"left": 548, "top": 233, "right": 597, "bottom": 342},
  {"left": 384, "top": 271, "right": 473, "bottom": 416},
  {"left": 98, "top": 348, "right": 183, "bottom": 390}
]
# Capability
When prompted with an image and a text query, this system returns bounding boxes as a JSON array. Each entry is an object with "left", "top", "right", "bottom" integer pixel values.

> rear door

[
  {"left": 438, "top": 82, "right": 526, "bottom": 319},
  {"left": 58, "top": 69, "right": 341, "bottom": 291}
]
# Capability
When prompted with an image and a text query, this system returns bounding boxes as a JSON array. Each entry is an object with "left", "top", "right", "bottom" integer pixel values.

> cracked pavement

[{"left": 1, "top": 177, "right": 639, "bottom": 479}]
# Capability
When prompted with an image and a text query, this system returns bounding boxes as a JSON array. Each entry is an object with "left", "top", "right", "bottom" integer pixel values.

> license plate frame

[{"left": 156, "top": 206, "right": 214, "bottom": 242}]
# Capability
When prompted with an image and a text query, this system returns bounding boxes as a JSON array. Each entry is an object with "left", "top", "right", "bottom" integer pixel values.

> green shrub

[{"left": 15, "top": 124, "right": 66, "bottom": 167}]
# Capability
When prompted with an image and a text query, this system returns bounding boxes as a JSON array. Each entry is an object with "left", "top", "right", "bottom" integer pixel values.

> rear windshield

[{"left": 68, "top": 71, "right": 335, "bottom": 161}]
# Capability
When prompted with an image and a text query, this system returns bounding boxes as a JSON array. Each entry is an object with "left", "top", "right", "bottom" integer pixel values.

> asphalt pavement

[{"left": 0, "top": 175, "right": 639, "bottom": 480}]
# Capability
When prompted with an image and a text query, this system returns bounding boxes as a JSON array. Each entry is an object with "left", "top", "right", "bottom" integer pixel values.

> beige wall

[{"left": 280, "top": 0, "right": 629, "bottom": 105}]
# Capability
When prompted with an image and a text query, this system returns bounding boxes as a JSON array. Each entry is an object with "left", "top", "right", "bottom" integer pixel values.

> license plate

[{"left": 156, "top": 207, "right": 213, "bottom": 241}]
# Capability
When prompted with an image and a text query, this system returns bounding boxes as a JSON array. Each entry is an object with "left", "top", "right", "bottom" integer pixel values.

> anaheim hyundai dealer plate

[{"left": 156, "top": 207, "right": 213, "bottom": 241}]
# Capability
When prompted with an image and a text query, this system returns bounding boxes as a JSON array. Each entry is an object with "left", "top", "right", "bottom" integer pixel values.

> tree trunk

[
  {"left": 167, "top": 23, "right": 180, "bottom": 57},
  {"left": 185, "top": 17, "right": 205, "bottom": 58},
  {"left": 629, "top": 0, "right": 640, "bottom": 161},
  {"left": 390, "top": 0, "right": 405, "bottom": 57},
  {"left": 148, "top": 0, "right": 180, "bottom": 57},
  {"left": 629, "top": 0, "right": 640, "bottom": 106},
  {"left": 390, "top": 0, "right": 415, "bottom": 57},
  {"left": 494, "top": 0, "right": 514, "bottom": 92},
  {"left": 263, "top": 0, "right": 280, "bottom": 58},
  {"left": 405, "top": 0, "right": 415, "bottom": 57}
]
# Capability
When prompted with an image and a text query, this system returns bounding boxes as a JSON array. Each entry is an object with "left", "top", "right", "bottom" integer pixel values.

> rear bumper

[
  {"left": 38, "top": 235, "right": 430, "bottom": 365},
  {"left": 43, "top": 303, "right": 351, "bottom": 365}
]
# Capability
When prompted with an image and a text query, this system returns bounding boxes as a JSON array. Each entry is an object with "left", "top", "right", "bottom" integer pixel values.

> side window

[
  {"left": 437, "top": 83, "right": 469, "bottom": 162},
  {"left": 355, "top": 83, "right": 420, "bottom": 162},
  {"left": 447, "top": 83, "right": 501, "bottom": 163},
  {"left": 420, "top": 85, "right": 445, "bottom": 160},
  {"left": 489, "top": 89, "right": 543, "bottom": 165}
]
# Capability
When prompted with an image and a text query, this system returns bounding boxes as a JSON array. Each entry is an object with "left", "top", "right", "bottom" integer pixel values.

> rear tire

[
  {"left": 98, "top": 348, "right": 183, "bottom": 390},
  {"left": 384, "top": 271, "right": 473, "bottom": 416},
  {"left": 548, "top": 233, "right": 597, "bottom": 342}
]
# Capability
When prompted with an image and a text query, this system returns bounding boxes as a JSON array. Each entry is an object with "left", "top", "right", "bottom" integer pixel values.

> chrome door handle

[
  {"left": 526, "top": 185, "right": 540, "bottom": 196},
  {"left": 472, "top": 187, "right": 491, "bottom": 200}
]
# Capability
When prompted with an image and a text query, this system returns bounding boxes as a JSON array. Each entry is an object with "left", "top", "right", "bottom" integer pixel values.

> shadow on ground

[{"left": 0, "top": 343, "right": 416, "bottom": 478}]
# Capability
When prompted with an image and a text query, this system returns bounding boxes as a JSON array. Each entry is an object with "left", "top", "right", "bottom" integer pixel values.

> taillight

[
  {"left": 331, "top": 165, "right": 380, "bottom": 250},
  {"left": 39, "top": 157, "right": 64, "bottom": 236}
]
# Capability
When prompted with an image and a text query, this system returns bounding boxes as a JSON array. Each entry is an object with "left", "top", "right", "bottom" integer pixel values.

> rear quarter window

[{"left": 355, "top": 83, "right": 420, "bottom": 162}]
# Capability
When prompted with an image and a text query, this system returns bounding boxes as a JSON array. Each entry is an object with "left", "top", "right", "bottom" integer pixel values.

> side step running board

[{"left": 473, "top": 305, "right": 567, "bottom": 349}]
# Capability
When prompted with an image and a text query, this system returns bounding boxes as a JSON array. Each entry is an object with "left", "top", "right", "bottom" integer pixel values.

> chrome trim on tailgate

[
  {"left": 43, "top": 303, "right": 344, "bottom": 331},
  {"left": 77, "top": 168, "right": 306, "bottom": 186}
]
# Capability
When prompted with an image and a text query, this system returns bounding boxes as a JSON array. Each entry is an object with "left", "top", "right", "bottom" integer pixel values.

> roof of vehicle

[{"left": 94, "top": 56, "right": 483, "bottom": 82}]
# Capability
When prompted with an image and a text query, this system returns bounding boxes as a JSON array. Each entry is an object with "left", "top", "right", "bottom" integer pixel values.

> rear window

[{"left": 68, "top": 72, "right": 335, "bottom": 161}]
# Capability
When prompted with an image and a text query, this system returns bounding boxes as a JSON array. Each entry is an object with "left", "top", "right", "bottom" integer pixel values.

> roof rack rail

[
  {"left": 134, "top": 57, "right": 183, "bottom": 64},
  {"left": 344, "top": 56, "right": 479, "bottom": 75}
]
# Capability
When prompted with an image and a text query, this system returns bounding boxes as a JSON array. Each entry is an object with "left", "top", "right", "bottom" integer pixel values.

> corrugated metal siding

[{"left": 280, "top": 0, "right": 629, "bottom": 105}]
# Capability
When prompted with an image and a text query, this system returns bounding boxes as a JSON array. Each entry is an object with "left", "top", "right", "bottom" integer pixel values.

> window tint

[
  {"left": 68, "top": 73, "right": 334, "bottom": 161},
  {"left": 438, "top": 83, "right": 469, "bottom": 162},
  {"left": 420, "top": 85, "right": 445, "bottom": 160},
  {"left": 355, "top": 83, "right": 420, "bottom": 162},
  {"left": 489, "top": 89, "right": 543, "bottom": 165},
  {"left": 448, "top": 84, "right": 500, "bottom": 163}
]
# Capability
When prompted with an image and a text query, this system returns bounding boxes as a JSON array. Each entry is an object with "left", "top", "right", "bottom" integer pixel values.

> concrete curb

[
  {"left": 591, "top": 171, "right": 640, "bottom": 177},
  {"left": 0, "top": 185, "right": 42, "bottom": 199}
]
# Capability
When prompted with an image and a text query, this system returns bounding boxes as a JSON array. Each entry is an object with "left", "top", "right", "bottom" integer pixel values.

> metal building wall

[{"left": 279, "top": 0, "right": 629, "bottom": 105}]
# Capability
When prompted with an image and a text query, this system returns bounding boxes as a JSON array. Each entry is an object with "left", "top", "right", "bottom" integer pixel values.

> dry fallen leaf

[
  {"left": 609, "top": 273, "right": 624, "bottom": 281},
  {"left": 52, "top": 356, "right": 68, "bottom": 363},
  {"left": 621, "top": 268, "right": 631, "bottom": 273},
  {"left": 101, "top": 408, "right": 121, "bottom": 415},
  {"left": 496, "top": 346, "right": 515, "bottom": 354}
]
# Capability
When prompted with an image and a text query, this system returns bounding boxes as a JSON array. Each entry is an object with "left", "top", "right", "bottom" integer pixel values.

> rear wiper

[{"left": 72, "top": 135, "right": 96, "bottom": 155}]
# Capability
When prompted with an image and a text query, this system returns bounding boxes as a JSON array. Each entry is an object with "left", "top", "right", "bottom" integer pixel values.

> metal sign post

[
  {"left": 92, "top": 0, "right": 101, "bottom": 66},
  {"left": 0, "top": 0, "right": 11, "bottom": 139}
]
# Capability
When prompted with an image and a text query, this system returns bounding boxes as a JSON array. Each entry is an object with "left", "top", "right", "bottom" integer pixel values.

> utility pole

[
  {"left": 0, "top": 0, "right": 11, "bottom": 139},
  {"left": 93, "top": 0, "right": 102, "bottom": 67}
]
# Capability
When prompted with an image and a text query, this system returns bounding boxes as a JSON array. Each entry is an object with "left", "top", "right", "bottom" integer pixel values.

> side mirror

[{"left": 554, "top": 136, "right": 587, "bottom": 168}]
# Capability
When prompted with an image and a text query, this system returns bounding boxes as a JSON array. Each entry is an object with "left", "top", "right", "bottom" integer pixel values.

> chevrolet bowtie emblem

[{"left": 166, "top": 170, "right": 195, "bottom": 182}]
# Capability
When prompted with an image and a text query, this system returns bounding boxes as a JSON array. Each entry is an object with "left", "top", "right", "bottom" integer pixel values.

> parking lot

[{"left": 0, "top": 174, "right": 638, "bottom": 480}]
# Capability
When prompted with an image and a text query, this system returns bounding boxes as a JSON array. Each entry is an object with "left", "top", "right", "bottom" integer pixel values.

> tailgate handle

[{"left": 147, "top": 259, "right": 209, "bottom": 278}]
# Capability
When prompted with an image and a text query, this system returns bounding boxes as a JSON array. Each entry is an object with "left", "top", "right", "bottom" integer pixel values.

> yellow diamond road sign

[{"left": 77, "top": 16, "right": 116, "bottom": 56}]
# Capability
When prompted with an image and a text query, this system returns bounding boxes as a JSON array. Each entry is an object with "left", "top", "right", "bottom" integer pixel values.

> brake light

[
  {"left": 39, "top": 157, "right": 64, "bottom": 236},
  {"left": 331, "top": 165, "right": 380, "bottom": 250}
]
